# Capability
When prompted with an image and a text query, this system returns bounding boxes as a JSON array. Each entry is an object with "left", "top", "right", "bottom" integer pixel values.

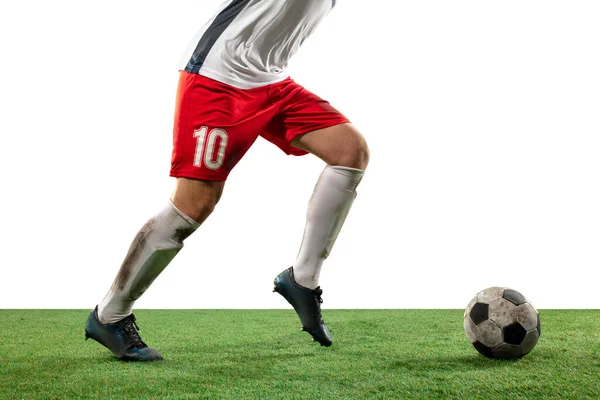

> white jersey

[{"left": 179, "top": 0, "right": 335, "bottom": 89}]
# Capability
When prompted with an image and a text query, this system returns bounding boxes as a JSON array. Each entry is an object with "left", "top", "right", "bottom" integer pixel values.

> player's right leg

[
  {"left": 85, "top": 180, "right": 224, "bottom": 361},
  {"left": 86, "top": 71, "right": 273, "bottom": 361}
]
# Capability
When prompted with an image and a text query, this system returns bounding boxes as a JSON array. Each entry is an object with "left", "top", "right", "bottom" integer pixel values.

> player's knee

[
  {"left": 171, "top": 178, "right": 224, "bottom": 224},
  {"left": 185, "top": 198, "right": 219, "bottom": 223},
  {"left": 351, "top": 139, "right": 370, "bottom": 170},
  {"left": 332, "top": 135, "right": 370, "bottom": 171}
]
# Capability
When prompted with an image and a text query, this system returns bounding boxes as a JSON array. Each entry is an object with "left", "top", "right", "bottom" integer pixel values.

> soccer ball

[{"left": 464, "top": 287, "right": 541, "bottom": 359}]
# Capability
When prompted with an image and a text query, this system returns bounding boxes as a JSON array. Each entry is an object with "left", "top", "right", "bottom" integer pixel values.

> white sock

[
  {"left": 292, "top": 165, "right": 364, "bottom": 289},
  {"left": 97, "top": 200, "right": 199, "bottom": 324}
]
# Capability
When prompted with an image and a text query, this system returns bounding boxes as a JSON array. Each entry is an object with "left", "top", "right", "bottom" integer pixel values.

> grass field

[{"left": 1, "top": 309, "right": 598, "bottom": 399}]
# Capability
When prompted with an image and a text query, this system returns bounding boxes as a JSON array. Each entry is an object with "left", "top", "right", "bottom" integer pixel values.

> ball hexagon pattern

[{"left": 464, "top": 287, "right": 541, "bottom": 359}]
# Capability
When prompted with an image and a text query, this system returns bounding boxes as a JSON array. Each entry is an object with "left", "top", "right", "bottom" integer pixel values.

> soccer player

[{"left": 85, "top": 0, "right": 369, "bottom": 361}]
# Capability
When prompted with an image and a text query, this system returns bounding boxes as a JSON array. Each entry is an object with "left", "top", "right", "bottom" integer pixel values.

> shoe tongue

[{"left": 116, "top": 314, "right": 135, "bottom": 326}]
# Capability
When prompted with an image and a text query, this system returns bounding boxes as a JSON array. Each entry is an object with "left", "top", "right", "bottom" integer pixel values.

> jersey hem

[{"left": 185, "top": 68, "right": 290, "bottom": 90}]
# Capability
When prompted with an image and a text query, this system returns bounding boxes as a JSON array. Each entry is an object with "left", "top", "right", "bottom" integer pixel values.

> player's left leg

[
  {"left": 273, "top": 123, "right": 369, "bottom": 346},
  {"left": 264, "top": 81, "right": 369, "bottom": 346},
  {"left": 289, "top": 122, "right": 369, "bottom": 288}
]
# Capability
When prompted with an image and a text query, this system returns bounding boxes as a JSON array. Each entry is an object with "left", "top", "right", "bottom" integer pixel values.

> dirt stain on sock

[
  {"left": 112, "top": 217, "right": 157, "bottom": 291},
  {"left": 174, "top": 226, "right": 195, "bottom": 242}
]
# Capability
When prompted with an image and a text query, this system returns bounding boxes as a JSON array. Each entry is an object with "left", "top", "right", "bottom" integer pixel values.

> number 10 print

[{"left": 193, "top": 126, "right": 228, "bottom": 170}]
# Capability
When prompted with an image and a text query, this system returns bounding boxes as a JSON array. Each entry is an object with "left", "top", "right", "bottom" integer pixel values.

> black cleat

[
  {"left": 273, "top": 267, "right": 332, "bottom": 347},
  {"left": 84, "top": 306, "right": 163, "bottom": 361}
]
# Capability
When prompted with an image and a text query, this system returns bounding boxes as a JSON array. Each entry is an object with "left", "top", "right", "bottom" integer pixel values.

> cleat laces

[
  {"left": 313, "top": 287, "right": 323, "bottom": 304},
  {"left": 116, "top": 314, "right": 147, "bottom": 349},
  {"left": 312, "top": 287, "right": 324, "bottom": 321}
]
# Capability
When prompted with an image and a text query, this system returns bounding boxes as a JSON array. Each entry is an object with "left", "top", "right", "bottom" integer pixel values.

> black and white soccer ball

[{"left": 464, "top": 287, "right": 541, "bottom": 359}]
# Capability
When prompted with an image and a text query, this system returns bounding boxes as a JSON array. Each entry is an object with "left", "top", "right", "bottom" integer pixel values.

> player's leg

[
  {"left": 86, "top": 183, "right": 221, "bottom": 361},
  {"left": 267, "top": 81, "right": 369, "bottom": 346},
  {"left": 289, "top": 122, "right": 369, "bottom": 289},
  {"left": 86, "top": 71, "right": 271, "bottom": 361},
  {"left": 94, "top": 179, "right": 224, "bottom": 325},
  {"left": 273, "top": 123, "right": 369, "bottom": 346}
]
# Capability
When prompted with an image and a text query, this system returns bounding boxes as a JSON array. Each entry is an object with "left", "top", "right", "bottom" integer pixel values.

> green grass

[{"left": 1, "top": 310, "right": 598, "bottom": 399}]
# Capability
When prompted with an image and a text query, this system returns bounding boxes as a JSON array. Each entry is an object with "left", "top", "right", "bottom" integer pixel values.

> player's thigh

[
  {"left": 268, "top": 80, "right": 369, "bottom": 170},
  {"left": 170, "top": 72, "right": 274, "bottom": 220},
  {"left": 291, "top": 123, "right": 370, "bottom": 170},
  {"left": 170, "top": 72, "right": 270, "bottom": 181}
]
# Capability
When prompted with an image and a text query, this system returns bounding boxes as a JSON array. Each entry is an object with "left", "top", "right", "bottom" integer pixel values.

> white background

[{"left": 1, "top": 1, "right": 598, "bottom": 309}]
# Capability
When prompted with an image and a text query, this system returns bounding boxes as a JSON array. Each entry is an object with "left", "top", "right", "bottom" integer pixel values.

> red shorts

[{"left": 170, "top": 71, "right": 349, "bottom": 181}]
